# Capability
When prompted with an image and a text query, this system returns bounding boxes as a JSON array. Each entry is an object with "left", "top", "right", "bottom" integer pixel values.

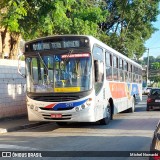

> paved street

[{"left": 0, "top": 95, "right": 159, "bottom": 160}]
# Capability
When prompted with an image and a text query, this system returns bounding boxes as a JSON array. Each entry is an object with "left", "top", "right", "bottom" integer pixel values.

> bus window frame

[
  {"left": 105, "top": 51, "right": 113, "bottom": 80},
  {"left": 92, "top": 45, "right": 105, "bottom": 95}
]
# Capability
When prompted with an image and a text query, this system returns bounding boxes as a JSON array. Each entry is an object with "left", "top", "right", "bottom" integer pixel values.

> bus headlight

[
  {"left": 30, "top": 105, "right": 34, "bottom": 109},
  {"left": 86, "top": 98, "right": 92, "bottom": 106},
  {"left": 35, "top": 106, "right": 38, "bottom": 111},
  {"left": 81, "top": 104, "right": 85, "bottom": 109},
  {"left": 75, "top": 107, "right": 79, "bottom": 112}
]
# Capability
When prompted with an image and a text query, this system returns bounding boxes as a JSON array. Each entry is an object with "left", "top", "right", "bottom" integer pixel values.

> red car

[{"left": 147, "top": 88, "right": 160, "bottom": 111}]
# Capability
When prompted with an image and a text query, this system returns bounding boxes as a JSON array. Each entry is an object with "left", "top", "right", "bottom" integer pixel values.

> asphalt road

[{"left": 0, "top": 95, "right": 159, "bottom": 160}]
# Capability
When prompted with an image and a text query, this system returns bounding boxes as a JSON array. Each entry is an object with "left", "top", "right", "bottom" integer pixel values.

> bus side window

[
  {"left": 93, "top": 45, "right": 104, "bottom": 94},
  {"left": 106, "top": 52, "right": 112, "bottom": 80},
  {"left": 113, "top": 55, "right": 118, "bottom": 81},
  {"left": 128, "top": 64, "right": 131, "bottom": 82},
  {"left": 124, "top": 61, "right": 128, "bottom": 82},
  {"left": 133, "top": 66, "right": 136, "bottom": 82},
  {"left": 119, "top": 58, "right": 124, "bottom": 81},
  {"left": 94, "top": 60, "right": 104, "bottom": 94},
  {"left": 130, "top": 64, "right": 132, "bottom": 82}
]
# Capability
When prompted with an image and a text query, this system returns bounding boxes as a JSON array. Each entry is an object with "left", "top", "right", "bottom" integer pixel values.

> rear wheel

[
  {"left": 99, "top": 105, "right": 111, "bottom": 125},
  {"left": 146, "top": 105, "right": 150, "bottom": 111}
]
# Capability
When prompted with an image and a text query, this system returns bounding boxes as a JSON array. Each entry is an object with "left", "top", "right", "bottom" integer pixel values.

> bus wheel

[
  {"left": 56, "top": 122, "right": 67, "bottom": 126},
  {"left": 128, "top": 97, "right": 135, "bottom": 113},
  {"left": 146, "top": 105, "right": 150, "bottom": 111},
  {"left": 99, "top": 105, "right": 111, "bottom": 125}
]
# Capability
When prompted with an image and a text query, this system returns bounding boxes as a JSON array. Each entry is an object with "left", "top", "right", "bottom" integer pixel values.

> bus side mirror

[
  {"left": 18, "top": 53, "right": 26, "bottom": 78},
  {"left": 94, "top": 60, "right": 100, "bottom": 82}
]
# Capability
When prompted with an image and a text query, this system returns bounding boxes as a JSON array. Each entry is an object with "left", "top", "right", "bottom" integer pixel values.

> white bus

[{"left": 18, "top": 35, "right": 142, "bottom": 125}]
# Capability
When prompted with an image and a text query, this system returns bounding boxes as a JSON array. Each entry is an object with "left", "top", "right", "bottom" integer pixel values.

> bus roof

[
  {"left": 87, "top": 35, "right": 142, "bottom": 68},
  {"left": 25, "top": 35, "right": 142, "bottom": 68}
]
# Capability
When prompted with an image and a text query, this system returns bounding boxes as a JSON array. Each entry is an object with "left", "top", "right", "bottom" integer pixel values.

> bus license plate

[
  {"left": 155, "top": 100, "right": 160, "bottom": 102},
  {"left": 51, "top": 114, "right": 62, "bottom": 118}
]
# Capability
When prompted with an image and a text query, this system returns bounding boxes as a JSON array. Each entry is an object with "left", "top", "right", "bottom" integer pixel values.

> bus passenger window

[
  {"left": 128, "top": 64, "right": 131, "bottom": 82},
  {"left": 113, "top": 56, "right": 118, "bottom": 80},
  {"left": 130, "top": 65, "right": 133, "bottom": 82},
  {"left": 94, "top": 60, "right": 104, "bottom": 94},
  {"left": 119, "top": 58, "right": 124, "bottom": 81},
  {"left": 124, "top": 61, "right": 128, "bottom": 82},
  {"left": 106, "top": 52, "right": 112, "bottom": 80},
  {"left": 136, "top": 74, "right": 139, "bottom": 83},
  {"left": 140, "top": 75, "right": 142, "bottom": 83},
  {"left": 133, "top": 74, "right": 136, "bottom": 82}
]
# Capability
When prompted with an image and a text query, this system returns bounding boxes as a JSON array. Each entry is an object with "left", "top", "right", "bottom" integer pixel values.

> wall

[{"left": 0, "top": 59, "right": 26, "bottom": 119}]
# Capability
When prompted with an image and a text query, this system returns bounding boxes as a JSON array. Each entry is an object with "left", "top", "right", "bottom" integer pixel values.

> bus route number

[{"left": 66, "top": 103, "right": 73, "bottom": 107}]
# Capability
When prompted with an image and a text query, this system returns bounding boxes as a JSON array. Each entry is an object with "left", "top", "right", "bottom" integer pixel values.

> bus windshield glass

[{"left": 26, "top": 53, "right": 92, "bottom": 93}]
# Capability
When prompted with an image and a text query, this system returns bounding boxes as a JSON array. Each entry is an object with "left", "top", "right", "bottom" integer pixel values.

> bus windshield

[{"left": 26, "top": 53, "right": 92, "bottom": 93}]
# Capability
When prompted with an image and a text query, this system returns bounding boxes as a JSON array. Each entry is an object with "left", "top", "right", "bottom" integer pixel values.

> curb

[{"left": 0, "top": 122, "right": 49, "bottom": 133}]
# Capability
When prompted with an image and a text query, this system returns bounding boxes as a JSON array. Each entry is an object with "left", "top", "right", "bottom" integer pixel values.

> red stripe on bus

[{"left": 45, "top": 103, "right": 56, "bottom": 109}]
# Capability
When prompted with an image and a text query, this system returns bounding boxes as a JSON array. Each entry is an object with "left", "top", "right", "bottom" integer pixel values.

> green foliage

[
  {"left": 0, "top": 0, "right": 27, "bottom": 32},
  {"left": 0, "top": 0, "right": 160, "bottom": 60},
  {"left": 150, "top": 76, "right": 160, "bottom": 83},
  {"left": 18, "top": 0, "right": 108, "bottom": 39},
  {"left": 147, "top": 58, "right": 160, "bottom": 83},
  {"left": 143, "top": 56, "right": 160, "bottom": 67},
  {"left": 101, "top": 0, "right": 160, "bottom": 58},
  {"left": 151, "top": 62, "right": 160, "bottom": 69}
]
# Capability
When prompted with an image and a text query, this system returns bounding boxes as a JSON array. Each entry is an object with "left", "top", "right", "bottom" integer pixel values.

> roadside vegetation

[
  {"left": 0, "top": 0, "right": 159, "bottom": 60},
  {"left": 138, "top": 56, "right": 160, "bottom": 87}
]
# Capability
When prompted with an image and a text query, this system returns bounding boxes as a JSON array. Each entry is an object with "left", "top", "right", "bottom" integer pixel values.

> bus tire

[
  {"left": 56, "top": 122, "right": 67, "bottom": 126},
  {"left": 128, "top": 97, "right": 135, "bottom": 113},
  {"left": 146, "top": 105, "right": 150, "bottom": 111},
  {"left": 99, "top": 105, "right": 111, "bottom": 125}
]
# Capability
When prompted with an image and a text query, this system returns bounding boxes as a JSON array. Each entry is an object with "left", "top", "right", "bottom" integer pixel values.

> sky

[{"left": 142, "top": 8, "right": 160, "bottom": 58}]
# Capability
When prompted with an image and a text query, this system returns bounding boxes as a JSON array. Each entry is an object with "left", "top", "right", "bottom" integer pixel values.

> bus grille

[
  {"left": 39, "top": 107, "right": 74, "bottom": 111},
  {"left": 32, "top": 96, "right": 80, "bottom": 102}
]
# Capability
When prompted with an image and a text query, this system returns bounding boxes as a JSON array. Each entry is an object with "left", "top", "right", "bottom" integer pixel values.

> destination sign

[
  {"left": 30, "top": 40, "right": 80, "bottom": 51},
  {"left": 33, "top": 43, "right": 50, "bottom": 50},
  {"left": 25, "top": 37, "right": 89, "bottom": 52}
]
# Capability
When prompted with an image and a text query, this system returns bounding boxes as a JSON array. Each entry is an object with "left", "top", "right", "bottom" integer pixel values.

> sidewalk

[{"left": 0, "top": 115, "right": 48, "bottom": 133}]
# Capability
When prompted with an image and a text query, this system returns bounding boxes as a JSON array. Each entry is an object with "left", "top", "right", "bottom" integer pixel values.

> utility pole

[{"left": 146, "top": 48, "right": 149, "bottom": 86}]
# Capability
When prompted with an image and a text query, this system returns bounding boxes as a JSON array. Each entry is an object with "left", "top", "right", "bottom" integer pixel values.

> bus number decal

[{"left": 66, "top": 103, "right": 74, "bottom": 107}]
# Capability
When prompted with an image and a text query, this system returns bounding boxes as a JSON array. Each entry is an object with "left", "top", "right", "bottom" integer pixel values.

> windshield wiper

[
  {"left": 37, "top": 52, "right": 50, "bottom": 84},
  {"left": 37, "top": 52, "right": 49, "bottom": 72}
]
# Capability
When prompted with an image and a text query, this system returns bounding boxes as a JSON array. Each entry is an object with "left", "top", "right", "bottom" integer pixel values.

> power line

[{"left": 146, "top": 47, "right": 160, "bottom": 50}]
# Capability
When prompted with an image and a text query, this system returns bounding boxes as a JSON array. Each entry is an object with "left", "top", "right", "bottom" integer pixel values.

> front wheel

[
  {"left": 146, "top": 105, "right": 150, "bottom": 111},
  {"left": 99, "top": 105, "right": 112, "bottom": 125}
]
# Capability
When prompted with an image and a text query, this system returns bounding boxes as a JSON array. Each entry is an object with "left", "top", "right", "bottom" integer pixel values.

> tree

[
  {"left": 0, "top": 0, "right": 27, "bottom": 59},
  {"left": 0, "top": 0, "right": 108, "bottom": 59},
  {"left": 0, "top": 0, "right": 160, "bottom": 60},
  {"left": 11, "top": 0, "right": 108, "bottom": 39},
  {"left": 156, "top": 56, "right": 160, "bottom": 62},
  {"left": 100, "top": 0, "right": 160, "bottom": 58},
  {"left": 149, "top": 60, "right": 160, "bottom": 85},
  {"left": 151, "top": 62, "right": 160, "bottom": 69}
]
